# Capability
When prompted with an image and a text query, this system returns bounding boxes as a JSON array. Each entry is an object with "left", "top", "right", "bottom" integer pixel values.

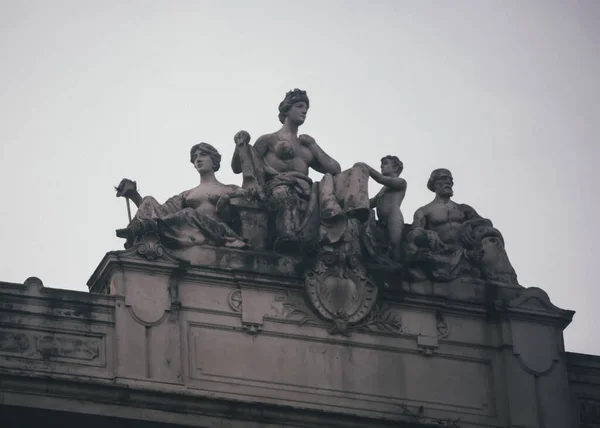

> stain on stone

[{"left": 0, "top": 331, "right": 29, "bottom": 354}]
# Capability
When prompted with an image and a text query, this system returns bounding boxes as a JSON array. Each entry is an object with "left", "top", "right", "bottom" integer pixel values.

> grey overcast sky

[{"left": 1, "top": 1, "right": 598, "bottom": 354}]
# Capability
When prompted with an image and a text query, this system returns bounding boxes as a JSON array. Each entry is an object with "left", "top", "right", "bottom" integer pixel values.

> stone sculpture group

[{"left": 115, "top": 88, "right": 519, "bottom": 333}]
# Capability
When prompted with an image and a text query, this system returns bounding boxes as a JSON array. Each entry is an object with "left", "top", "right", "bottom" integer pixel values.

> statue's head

[
  {"left": 427, "top": 168, "right": 454, "bottom": 197},
  {"left": 190, "top": 142, "right": 221, "bottom": 173},
  {"left": 278, "top": 88, "right": 310, "bottom": 125},
  {"left": 380, "top": 155, "right": 403, "bottom": 177}
]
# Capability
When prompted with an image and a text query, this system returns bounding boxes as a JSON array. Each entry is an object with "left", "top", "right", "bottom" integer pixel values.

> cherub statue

[{"left": 356, "top": 156, "right": 407, "bottom": 263}]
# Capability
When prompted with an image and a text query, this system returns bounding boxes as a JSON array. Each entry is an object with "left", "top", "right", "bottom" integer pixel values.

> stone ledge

[
  {"left": 0, "top": 372, "right": 459, "bottom": 428},
  {"left": 87, "top": 245, "right": 306, "bottom": 294},
  {"left": 88, "top": 246, "right": 534, "bottom": 310}
]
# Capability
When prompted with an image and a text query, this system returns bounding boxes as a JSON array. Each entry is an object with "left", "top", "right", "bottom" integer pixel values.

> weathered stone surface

[
  {"left": 358, "top": 156, "right": 407, "bottom": 267},
  {"left": 406, "top": 168, "right": 519, "bottom": 285},
  {"left": 110, "top": 89, "right": 523, "bottom": 306},
  {"left": 0, "top": 249, "right": 589, "bottom": 427},
  {"left": 568, "top": 353, "right": 600, "bottom": 428},
  {"left": 0, "top": 278, "right": 114, "bottom": 380},
  {"left": 229, "top": 89, "right": 383, "bottom": 330},
  {"left": 231, "top": 89, "right": 371, "bottom": 254},
  {"left": 115, "top": 143, "right": 248, "bottom": 251},
  {"left": 1, "top": 88, "right": 590, "bottom": 427}
]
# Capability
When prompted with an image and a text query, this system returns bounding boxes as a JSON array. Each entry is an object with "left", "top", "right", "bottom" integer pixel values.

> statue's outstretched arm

[{"left": 355, "top": 162, "right": 406, "bottom": 190}]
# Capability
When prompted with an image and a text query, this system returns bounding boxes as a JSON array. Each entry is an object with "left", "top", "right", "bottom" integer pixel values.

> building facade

[{"left": 1, "top": 246, "right": 598, "bottom": 428}]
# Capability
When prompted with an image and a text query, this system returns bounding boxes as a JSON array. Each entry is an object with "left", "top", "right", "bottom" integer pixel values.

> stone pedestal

[
  {"left": 0, "top": 246, "right": 577, "bottom": 427},
  {"left": 230, "top": 197, "right": 269, "bottom": 250},
  {"left": 85, "top": 247, "right": 575, "bottom": 427}
]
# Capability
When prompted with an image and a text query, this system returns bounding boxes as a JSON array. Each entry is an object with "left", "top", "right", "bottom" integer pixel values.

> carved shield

[{"left": 305, "top": 252, "right": 377, "bottom": 326}]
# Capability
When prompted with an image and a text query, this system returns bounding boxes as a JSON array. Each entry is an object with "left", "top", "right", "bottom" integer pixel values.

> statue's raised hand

[
  {"left": 234, "top": 130, "right": 251, "bottom": 147},
  {"left": 299, "top": 134, "right": 316, "bottom": 148},
  {"left": 115, "top": 178, "right": 139, "bottom": 199}
]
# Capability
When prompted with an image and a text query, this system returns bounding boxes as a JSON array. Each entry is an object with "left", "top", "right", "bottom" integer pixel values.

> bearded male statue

[{"left": 406, "top": 168, "right": 518, "bottom": 284}]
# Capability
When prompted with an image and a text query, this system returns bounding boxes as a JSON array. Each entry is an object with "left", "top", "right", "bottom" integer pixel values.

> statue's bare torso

[
  {"left": 418, "top": 200, "right": 467, "bottom": 246},
  {"left": 258, "top": 131, "right": 316, "bottom": 175},
  {"left": 182, "top": 181, "right": 233, "bottom": 219},
  {"left": 374, "top": 186, "right": 406, "bottom": 227}
]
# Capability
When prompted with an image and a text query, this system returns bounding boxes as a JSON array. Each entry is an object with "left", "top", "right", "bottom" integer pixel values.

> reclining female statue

[{"left": 115, "top": 142, "right": 247, "bottom": 250}]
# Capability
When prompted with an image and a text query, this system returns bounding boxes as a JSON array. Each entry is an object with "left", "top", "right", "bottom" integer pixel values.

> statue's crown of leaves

[{"left": 283, "top": 88, "right": 308, "bottom": 105}]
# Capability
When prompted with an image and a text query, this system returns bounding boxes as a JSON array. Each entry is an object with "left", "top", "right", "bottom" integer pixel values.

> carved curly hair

[
  {"left": 189, "top": 142, "right": 222, "bottom": 172},
  {"left": 381, "top": 155, "right": 403, "bottom": 174},
  {"left": 278, "top": 88, "right": 310, "bottom": 124},
  {"left": 427, "top": 168, "right": 453, "bottom": 192}
]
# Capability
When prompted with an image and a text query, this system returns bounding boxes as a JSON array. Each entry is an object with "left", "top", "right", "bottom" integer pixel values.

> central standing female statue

[{"left": 232, "top": 89, "right": 371, "bottom": 253}]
